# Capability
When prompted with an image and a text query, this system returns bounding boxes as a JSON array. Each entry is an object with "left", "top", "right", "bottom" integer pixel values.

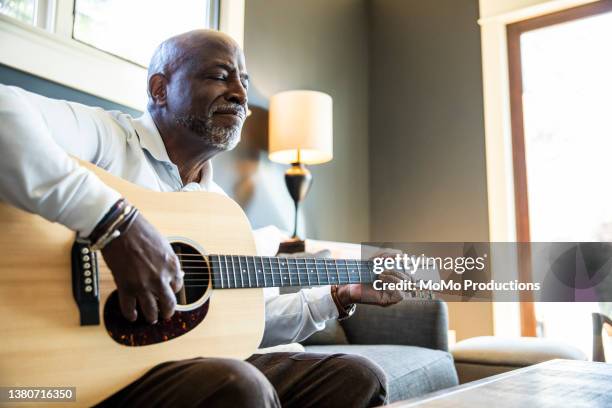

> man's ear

[{"left": 149, "top": 74, "right": 168, "bottom": 106}]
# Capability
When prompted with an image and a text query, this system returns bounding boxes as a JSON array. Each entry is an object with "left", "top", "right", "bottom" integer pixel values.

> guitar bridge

[{"left": 71, "top": 240, "right": 100, "bottom": 325}]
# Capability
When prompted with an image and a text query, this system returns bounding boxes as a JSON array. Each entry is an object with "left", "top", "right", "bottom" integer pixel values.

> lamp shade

[{"left": 268, "top": 90, "right": 333, "bottom": 165}]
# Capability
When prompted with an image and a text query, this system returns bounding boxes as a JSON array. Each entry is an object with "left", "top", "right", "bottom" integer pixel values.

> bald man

[{"left": 0, "top": 30, "right": 398, "bottom": 407}]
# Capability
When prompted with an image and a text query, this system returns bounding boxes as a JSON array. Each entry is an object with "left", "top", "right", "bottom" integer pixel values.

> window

[
  {"left": 508, "top": 1, "right": 612, "bottom": 355},
  {"left": 1, "top": 0, "right": 218, "bottom": 67},
  {"left": 73, "top": 0, "right": 219, "bottom": 67},
  {"left": 0, "top": 0, "right": 228, "bottom": 110},
  {"left": 0, "top": 0, "right": 35, "bottom": 24}
]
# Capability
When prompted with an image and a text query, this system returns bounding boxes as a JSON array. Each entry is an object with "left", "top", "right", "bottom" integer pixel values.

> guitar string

[
  {"left": 91, "top": 253, "right": 422, "bottom": 293},
  {"left": 175, "top": 258, "right": 373, "bottom": 265},
  {"left": 175, "top": 259, "right": 373, "bottom": 264},
  {"left": 179, "top": 281, "right": 429, "bottom": 297},
  {"left": 175, "top": 257, "right": 372, "bottom": 261},
  {"left": 178, "top": 274, "right": 427, "bottom": 294},
  {"left": 169, "top": 255, "right": 418, "bottom": 289},
  {"left": 180, "top": 277, "right": 428, "bottom": 294}
]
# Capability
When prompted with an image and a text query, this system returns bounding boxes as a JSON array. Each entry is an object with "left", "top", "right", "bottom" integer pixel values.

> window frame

[{"left": 0, "top": 0, "right": 236, "bottom": 110}]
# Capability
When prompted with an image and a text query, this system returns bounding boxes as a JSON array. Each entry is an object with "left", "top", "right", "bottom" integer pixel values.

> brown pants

[{"left": 96, "top": 352, "right": 388, "bottom": 408}]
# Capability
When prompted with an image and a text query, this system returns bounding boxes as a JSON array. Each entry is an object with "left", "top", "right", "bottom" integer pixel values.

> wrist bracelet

[
  {"left": 87, "top": 198, "right": 127, "bottom": 244},
  {"left": 331, "top": 285, "right": 356, "bottom": 321},
  {"left": 79, "top": 199, "right": 139, "bottom": 252},
  {"left": 90, "top": 204, "right": 132, "bottom": 251}
]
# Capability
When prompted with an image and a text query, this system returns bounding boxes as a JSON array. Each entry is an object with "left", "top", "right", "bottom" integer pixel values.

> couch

[{"left": 301, "top": 299, "right": 459, "bottom": 403}]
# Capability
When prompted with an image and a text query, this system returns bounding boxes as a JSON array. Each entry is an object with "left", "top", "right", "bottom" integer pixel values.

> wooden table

[{"left": 389, "top": 359, "right": 612, "bottom": 408}]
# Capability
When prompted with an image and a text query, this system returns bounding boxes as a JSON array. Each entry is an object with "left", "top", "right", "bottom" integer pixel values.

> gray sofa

[{"left": 302, "top": 299, "right": 459, "bottom": 403}]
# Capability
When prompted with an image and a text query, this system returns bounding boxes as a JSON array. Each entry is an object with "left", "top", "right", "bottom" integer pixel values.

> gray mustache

[{"left": 210, "top": 104, "right": 246, "bottom": 119}]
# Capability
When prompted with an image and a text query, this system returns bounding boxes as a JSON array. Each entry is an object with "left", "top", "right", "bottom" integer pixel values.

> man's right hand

[{"left": 101, "top": 215, "right": 183, "bottom": 324}]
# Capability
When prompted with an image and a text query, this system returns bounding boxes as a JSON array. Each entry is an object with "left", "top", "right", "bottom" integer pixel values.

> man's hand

[
  {"left": 335, "top": 252, "right": 411, "bottom": 309},
  {"left": 336, "top": 269, "right": 410, "bottom": 308},
  {"left": 101, "top": 215, "right": 184, "bottom": 324}
]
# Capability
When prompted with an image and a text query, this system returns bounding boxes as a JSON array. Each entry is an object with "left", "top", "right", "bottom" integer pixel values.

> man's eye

[{"left": 210, "top": 75, "right": 227, "bottom": 81}]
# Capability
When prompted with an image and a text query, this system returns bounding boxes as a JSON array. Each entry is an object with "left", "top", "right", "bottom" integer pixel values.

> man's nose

[{"left": 226, "top": 79, "right": 248, "bottom": 106}]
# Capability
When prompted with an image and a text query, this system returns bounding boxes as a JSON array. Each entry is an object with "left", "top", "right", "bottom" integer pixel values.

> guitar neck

[{"left": 207, "top": 255, "right": 374, "bottom": 289}]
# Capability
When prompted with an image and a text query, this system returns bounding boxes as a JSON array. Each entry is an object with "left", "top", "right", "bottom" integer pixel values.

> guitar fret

[
  {"left": 359, "top": 261, "right": 365, "bottom": 283},
  {"left": 255, "top": 256, "right": 261, "bottom": 287},
  {"left": 223, "top": 255, "right": 229, "bottom": 289},
  {"left": 240, "top": 256, "right": 246, "bottom": 287},
  {"left": 295, "top": 258, "right": 301, "bottom": 286},
  {"left": 350, "top": 260, "right": 359, "bottom": 284},
  {"left": 268, "top": 257, "right": 274, "bottom": 287},
  {"left": 209, "top": 255, "right": 217, "bottom": 288},
  {"left": 246, "top": 256, "right": 253, "bottom": 287},
  {"left": 245, "top": 256, "right": 251, "bottom": 288},
  {"left": 236, "top": 256, "right": 242, "bottom": 288},
  {"left": 216, "top": 255, "right": 223, "bottom": 289},
  {"left": 245, "top": 256, "right": 250, "bottom": 287},
  {"left": 218, "top": 255, "right": 222, "bottom": 288},
  {"left": 277, "top": 258, "right": 284, "bottom": 286},
  {"left": 344, "top": 261, "right": 351, "bottom": 283},
  {"left": 255, "top": 256, "right": 266, "bottom": 288},
  {"left": 304, "top": 259, "right": 311, "bottom": 286},
  {"left": 230, "top": 256, "right": 237, "bottom": 288},
  {"left": 331, "top": 260, "right": 338, "bottom": 284},
  {"left": 345, "top": 259, "right": 352, "bottom": 284},
  {"left": 334, "top": 260, "right": 341, "bottom": 285},
  {"left": 359, "top": 260, "right": 366, "bottom": 283},
  {"left": 283, "top": 258, "right": 289, "bottom": 286}
]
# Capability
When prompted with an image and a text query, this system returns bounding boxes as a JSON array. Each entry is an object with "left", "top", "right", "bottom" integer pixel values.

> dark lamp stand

[{"left": 284, "top": 150, "right": 312, "bottom": 241}]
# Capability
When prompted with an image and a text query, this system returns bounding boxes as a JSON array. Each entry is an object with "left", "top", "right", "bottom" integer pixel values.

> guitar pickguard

[{"left": 103, "top": 291, "right": 210, "bottom": 347}]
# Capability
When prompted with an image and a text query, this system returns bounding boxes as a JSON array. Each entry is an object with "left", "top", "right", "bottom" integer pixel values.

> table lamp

[{"left": 269, "top": 90, "right": 333, "bottom": 241}]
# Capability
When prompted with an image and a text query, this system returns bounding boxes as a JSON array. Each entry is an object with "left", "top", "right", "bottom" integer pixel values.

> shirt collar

[
  {"left": 132, "top": 111, "right": 215, "bottom": 189},
  {"left": 132, "top": 111, "right": 173, "bottom": 164}
]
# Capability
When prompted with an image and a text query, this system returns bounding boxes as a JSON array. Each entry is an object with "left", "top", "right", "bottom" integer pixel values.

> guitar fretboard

[{"left": 208, "top": 255, "right": 375, "bottom": 289}]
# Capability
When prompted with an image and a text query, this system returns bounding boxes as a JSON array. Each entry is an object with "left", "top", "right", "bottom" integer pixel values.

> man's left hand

[{"left": 336, "top": 269, "right": 411, "bottom": 308}]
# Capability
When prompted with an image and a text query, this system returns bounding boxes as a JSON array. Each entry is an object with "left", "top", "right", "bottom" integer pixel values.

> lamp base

[
  {"left": 277, "top": 239, "right": 306, "bottom": 254},
  {"left": 285, "top": 162, "right": 312, "bottom": 239}
]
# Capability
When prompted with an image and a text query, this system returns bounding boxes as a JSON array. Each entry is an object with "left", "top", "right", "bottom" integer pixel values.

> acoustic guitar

[{"left": 0, "top": 162, "right": 425, "bottom": 407}]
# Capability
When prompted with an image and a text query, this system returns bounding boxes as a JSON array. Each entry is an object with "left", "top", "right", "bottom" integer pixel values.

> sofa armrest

[{"left": 339, "top": 299, "right": 449, "bottom": 351}]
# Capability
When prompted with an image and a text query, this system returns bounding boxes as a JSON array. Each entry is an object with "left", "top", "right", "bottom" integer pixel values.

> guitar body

[{"left": 0, "top": 163, "right": 265, "bottom": 406}]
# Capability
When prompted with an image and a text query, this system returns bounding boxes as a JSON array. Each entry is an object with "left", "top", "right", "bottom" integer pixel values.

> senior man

[{"left": 0, "top": 30, "right": 408, "bottom": 407}]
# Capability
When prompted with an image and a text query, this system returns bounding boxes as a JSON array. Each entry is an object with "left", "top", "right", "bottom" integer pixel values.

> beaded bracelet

[{"left": 80, "top": 198, "right": 139, "bottom": 252}]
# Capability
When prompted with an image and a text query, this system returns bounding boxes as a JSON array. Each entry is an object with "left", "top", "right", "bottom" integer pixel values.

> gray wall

[
  {"left": 368, "top": 0, "right": 489, "bottom": 242},
  {"left": 367, "top": 0, "right": 492, "bottom": 340},
  {"left": 212, "top": 0, "right": 371, "bottom": 242}
]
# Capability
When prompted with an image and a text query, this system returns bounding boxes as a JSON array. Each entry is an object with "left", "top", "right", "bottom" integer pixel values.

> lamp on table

[{"left": 268, "top": 90, "right": 333, "bottom": 250}]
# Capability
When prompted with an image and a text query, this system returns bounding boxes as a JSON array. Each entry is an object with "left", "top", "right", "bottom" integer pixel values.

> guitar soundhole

[
  {"left": 104, "top": 241, "right": 211, "bottom": 347},
  {"left": 172, "top": 242, "right": 210, "bottom": 305}
]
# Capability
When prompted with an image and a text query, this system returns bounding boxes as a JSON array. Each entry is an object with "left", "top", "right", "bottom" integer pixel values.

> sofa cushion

[
  {"left": 451, "top": 336, "right": 588, "bottom": 384},
  {"left": 305, "top": 344, "right": 458, "bottom": 402},
  {"left": 451, "top": 336, "right": 587, "bottom": 366}
]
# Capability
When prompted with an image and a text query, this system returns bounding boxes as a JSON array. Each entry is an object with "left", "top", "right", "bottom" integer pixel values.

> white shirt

[{"left": 0, "top": 84, "right": 338, "bottom": 347}]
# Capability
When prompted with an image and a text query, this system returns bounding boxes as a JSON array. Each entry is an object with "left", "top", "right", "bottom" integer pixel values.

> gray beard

[{"left": 174, "top": 114, "right": 242, "bottom": 150}]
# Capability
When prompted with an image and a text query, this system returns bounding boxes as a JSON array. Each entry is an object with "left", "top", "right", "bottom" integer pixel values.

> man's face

[{"left": 166, "top": 39, "right": 249, "bottom": 150}]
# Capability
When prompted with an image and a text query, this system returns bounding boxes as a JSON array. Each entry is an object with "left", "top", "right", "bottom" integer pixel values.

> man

[{"left": 0, "top": 30, "right": 408, "bottom": 407}]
